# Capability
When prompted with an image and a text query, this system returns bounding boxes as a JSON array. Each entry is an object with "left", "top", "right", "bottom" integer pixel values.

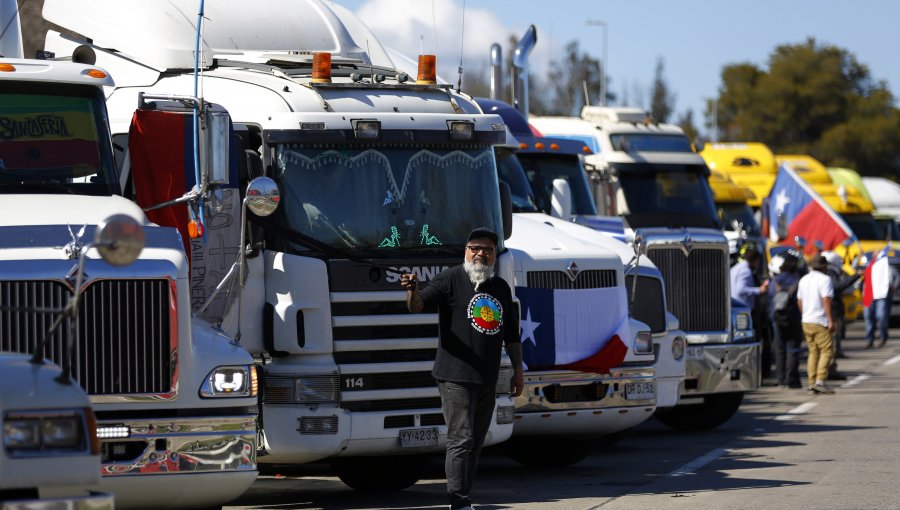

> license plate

[
  {"left": 686, "top": 346, "right": 705, "bottom": 360},
  {"left": 399, "top": 427, "right": 439, "bottom": 448},
  {"left": 625, "top": 381, "right": 655, "bottom": 400}
]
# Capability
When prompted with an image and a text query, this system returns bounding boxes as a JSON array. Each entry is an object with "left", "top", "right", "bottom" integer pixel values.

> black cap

[
  {"left": 467, "top": 227, "right": 499, "bottom": 245},
  {"left": 810, "top": 255, "right": 828, "bottom": 271}
]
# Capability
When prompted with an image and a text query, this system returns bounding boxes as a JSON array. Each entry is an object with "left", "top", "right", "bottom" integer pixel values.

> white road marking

[
  {"left": 843, "top": 374, "right": 871, "bottom": 387},
  {"left": 666, "top": 448, "right": 727, "bottom": 477},
  {"left": 885, "top": 354, "right": 900, "bottom": 366},
  {"left": 774, "top": 401, "right": 818, "bottom": 421}
]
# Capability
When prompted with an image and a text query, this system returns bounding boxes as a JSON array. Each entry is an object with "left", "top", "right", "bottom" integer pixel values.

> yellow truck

[{"left": 700, "top": 142, "right": 778, "bottom": 209}]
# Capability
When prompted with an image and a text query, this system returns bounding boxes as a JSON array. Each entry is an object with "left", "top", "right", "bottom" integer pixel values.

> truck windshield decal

[{"left": 273, "top": 146, "right": 502, "bottom": 255}]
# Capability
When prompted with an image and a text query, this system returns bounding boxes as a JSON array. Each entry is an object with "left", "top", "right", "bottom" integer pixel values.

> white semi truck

[
  {"left": 531, "top": 109, "right": 759, "bottom": 430},
  {"left": 3, "top": 17, "right": 260, "bottom": 510},
  {"left": 42, "top": 0, "right": 517, "bottom": 491}
]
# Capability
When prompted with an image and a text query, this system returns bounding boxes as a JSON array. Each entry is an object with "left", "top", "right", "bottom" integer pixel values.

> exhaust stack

[
  {"left": 490, "top": 43, "right": 502, "bottom": 100},
  {"left": 511, "top": 25, "right": 537, "bottom": 121}
]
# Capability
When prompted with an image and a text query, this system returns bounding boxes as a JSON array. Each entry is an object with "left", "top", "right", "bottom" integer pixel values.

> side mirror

[
  {"left": 550, "top": 178, "right": 573, "bottom": 220},
  {"left": 499, "top": 181, "right": 513, "bottom": 240},
  {"left": 245, "top": 177, "right": 280, "bottom": 217},
  {"left": 95, "top": 214, "right": 145, "bottom": 266}
]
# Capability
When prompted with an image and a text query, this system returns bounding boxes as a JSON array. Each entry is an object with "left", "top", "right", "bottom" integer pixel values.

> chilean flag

[
  {"left": 767, "top": 164, "right": 853, "bottom": 255},
  {"left": 863, "top": 244, "right": 892, "bottom": 307},
  {"left": 516, "top": 286, "right": 629, "bottom": 374}
]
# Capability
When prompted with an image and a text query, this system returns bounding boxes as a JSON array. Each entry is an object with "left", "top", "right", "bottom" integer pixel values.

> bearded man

[{"left": 402, "top": 227, "right": 523, "bottom": 510}]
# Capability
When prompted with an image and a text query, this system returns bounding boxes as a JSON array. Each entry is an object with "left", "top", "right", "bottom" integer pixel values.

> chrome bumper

[
  {"left": 98, "top": 414, "right": 257, "bottom": 476},
  {"left": 1, "top": 493, "right": 114, "bottom": 510},
  {"left": 514, "top": 367, "right": 656, "bottom": 413},
  {"left": 681, "top": 342, "right": 761, "bottom": 397}
]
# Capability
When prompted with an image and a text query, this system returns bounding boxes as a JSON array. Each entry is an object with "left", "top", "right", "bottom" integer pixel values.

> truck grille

[
  {"left": 332, "top": 292, "right": 440, "bottom": 413},
  {"left": 0, "top": 279, "right": 173, "bottom": 395},
  {"left": 526, "top": 270, "right": 617, "bottom": 289},
  {"left": 646, "top": 247, "right": 728, "bottom": 332},
  {"left": 624, "top": 275, "right": 667, "bottom": 333}
]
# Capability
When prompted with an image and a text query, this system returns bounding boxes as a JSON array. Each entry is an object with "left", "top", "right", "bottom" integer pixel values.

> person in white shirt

[{"left": 796, "top": 255, "right": 836, "bottom": 394}]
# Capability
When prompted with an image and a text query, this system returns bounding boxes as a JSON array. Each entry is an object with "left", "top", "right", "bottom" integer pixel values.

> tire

[
  {"left": 331, "top": 454, "right": 433, "bottom": 492},
  {"left": 504, "top": 437, "right": 599, "bottom": 468},
  {"left": 655, "top": 392, "right": 744, "bottom": 431}
]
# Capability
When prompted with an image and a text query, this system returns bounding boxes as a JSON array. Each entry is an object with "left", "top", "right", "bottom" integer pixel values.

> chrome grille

[
  {"left": 0, "top": 279, "right": 172, "bottom": 395},
  {"left": 646, "top": 247, "right": 728, "bottom": 332},
  {"left": 624, "top": 275, "right": 667, "bottom": 333},
  {"left": 526, "top": 270, "right": 617, "bottom": 289}
]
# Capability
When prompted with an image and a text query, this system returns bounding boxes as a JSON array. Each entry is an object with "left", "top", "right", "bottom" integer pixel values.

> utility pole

[{"left": 586, "top": 19, "right": 607, "bottom": 107}]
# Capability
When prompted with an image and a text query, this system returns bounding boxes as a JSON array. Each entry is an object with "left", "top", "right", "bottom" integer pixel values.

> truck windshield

[
  {"left": 842, "top": 214, "right": 884, "bottom": 241},
  {"left": 495, "top": 148, "right": 539, "bottom": 213},
  {"left": 717, "top": 202, "right": 761, "bottom": 236},
  {"left": 518, "top": 153, "right": 599, "bottom": 215},
  {"left": 875, "top": 218, "right": 900, "bottom": 241},
  {"left": 609, "top": 133, "right": 693, "bottom": 153},
  {"left": 273, "top": 144, "right": 504, "bottom": 256},
  {"left": 613, "top": 163, "right": 720, "bottom": 230},
  {"left": 0, "top": 81, "right": 118, "bottom": 195}
]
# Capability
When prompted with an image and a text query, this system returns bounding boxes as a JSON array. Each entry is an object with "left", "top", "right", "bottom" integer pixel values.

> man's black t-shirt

[{"left": 420, "top": 265, "right": 519, "bottom": 386}]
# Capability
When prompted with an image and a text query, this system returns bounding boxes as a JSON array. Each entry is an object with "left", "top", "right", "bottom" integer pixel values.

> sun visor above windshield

[{"left": 42, "top": 0, "right": 392, "bottom": 70}]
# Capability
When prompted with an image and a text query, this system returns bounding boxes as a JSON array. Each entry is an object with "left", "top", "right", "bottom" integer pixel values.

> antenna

[
  {"left": 191, "top": 0, "right": 206, "bottom": 233},
  {"left": 432, "top": 0, "right": 438, "bottom": 55},
  {"left": 420, "top": 35, "right": 425, "bottom": 56},
  {"left": 457, "top": 0, "right": 467, "bottom": 92},
  {"left": 582, "top": 80, "right": 591, "bottom": 107},
  {"left": 366, "top": 39, "right": 374, "bottom": 82}
]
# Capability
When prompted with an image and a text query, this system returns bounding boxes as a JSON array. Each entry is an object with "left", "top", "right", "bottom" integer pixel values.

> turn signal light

[
  {"left": 582, "top": 145, "right": 592, "bottom": 154},
  {"left": 0, "top": 63, "right": 15, "bottom": 72},
  {"left": 312, "top": 52, "right": 332, "bottom": 83},
  {"left": 187, "top": 219, "right": 204, "bottom": 238},
  {"left": 417, "top": 54, "right": 437, "bottom": 84}
]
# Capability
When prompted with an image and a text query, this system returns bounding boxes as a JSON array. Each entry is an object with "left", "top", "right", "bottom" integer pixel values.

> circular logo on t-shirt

[{"left": 468, "top": 293, "right": 503, "bottom": 335}]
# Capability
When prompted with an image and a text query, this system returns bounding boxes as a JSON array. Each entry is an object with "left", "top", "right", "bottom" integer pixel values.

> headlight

[
  {"left": 3, "top": 410, "right": 88, "bottom": 456},
  {"left": 735, "top": 312, "right": 751, "bottom": 331},
  {"left": 200, "top": 365, "right": 258, "bottom": 398},
  {"left": 633, "top": 330, "right": 653, "bottom": 354},
  {"left": 295, "top": 377, "right": 339, "bottom": 403},
  {"left": 496, "top": 365, "right": 514, "bottom": 395},
  {"left": 671, "top": 336, "right": 685, "bottom": 361}
]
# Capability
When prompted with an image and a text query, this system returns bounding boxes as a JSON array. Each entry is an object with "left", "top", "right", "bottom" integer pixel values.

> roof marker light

[
  {"left": 312, "top": 52, "right": 332, "bottom": 83},
  {"left": 417, "top": 54, "right": 437, "bottom": 84},
  {"left": 534, "top": 142, "right": 545, "bottom": 150},
  {"left": 519, "top": 143, "right": 528, "bottom": 150},
  {"left": 582, "top": 145, "right": 592, "bottom": 154},
  {"left": 550, "top": 143, "right": 560, "bottom": 150},
  {"left": 85, "top": 69, "right": 107, "bottom": 79},
  {"left": 449, "top": 121, "right": 474, "bottom": 140}
]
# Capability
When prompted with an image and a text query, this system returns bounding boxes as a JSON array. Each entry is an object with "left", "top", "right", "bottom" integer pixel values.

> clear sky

[{"left": 335, "top": 0, "right": 900, "bottom": 136}]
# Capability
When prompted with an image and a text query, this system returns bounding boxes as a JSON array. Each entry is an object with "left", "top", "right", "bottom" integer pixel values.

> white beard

[{"left": 464, "top": 260, "right": 495, "bottom": 290}]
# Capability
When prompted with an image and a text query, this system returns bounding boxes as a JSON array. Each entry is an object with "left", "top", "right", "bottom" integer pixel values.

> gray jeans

[{"left": 437, "top": 380, "right": 495, "bottom": 510}]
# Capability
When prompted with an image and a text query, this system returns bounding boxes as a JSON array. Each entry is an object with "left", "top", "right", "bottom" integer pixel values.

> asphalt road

[{"left": 225, "top": 321, "right": 900, "bottom": 510}]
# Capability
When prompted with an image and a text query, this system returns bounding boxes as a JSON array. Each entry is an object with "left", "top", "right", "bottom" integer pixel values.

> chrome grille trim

[
  {"left": 526, "top": 270, "right": 617, "bottom": 289},
  {"left": 646, "top": 247, "right": 728, "bottom": 332},
  {"left": 624, "top": 275, "right": 667, "bottom": 333},
  {"left": 0, "top": 279, "right": 173, "bottom": 396}
]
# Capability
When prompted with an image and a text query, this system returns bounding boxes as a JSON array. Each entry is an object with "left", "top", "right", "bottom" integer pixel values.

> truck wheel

[
  {"left": 504, "top": 437, "right": 598, "bottom": 468},
  {"left": 655, "top": 392, "right": 744, "bottom": 431},
  {"left": 332, "top": 454, "right": 433, "bottom": 492}
]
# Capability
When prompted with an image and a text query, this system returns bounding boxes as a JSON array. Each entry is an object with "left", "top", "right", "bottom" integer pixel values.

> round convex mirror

[
  {"left": 246, "top": 177, "right": 280, "bottom": 217},
  {"left": 95, "top": 214, "right": 145, "bottom": 266}
]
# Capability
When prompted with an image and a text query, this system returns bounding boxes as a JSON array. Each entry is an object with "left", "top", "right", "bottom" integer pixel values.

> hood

[
  {"left": 0, "top": 194, "right": 146, "bottom": 227},
  {"left": 0, "top": 354, "right": 91, "bottom": 410},
  {"left": 509, "top": 213, "right": 621, "bottom": 270}
]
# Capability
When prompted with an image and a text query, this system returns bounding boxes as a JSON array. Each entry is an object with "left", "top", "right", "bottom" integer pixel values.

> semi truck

[
  {"left": 531, "top": 109, "right": 759, "bottom": 430},
  {"left": 41, "top": 0, "right": 517, "bottom": 491},
  {"left": 9, "top": 10, "right": 260, "bottom": 509}
]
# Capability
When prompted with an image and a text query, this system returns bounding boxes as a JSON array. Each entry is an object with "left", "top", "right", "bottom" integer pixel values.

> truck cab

[
  {"left": 11, "top": 31, "right": 259, "bottom": 510},
  {"left": 531, "top": 109, "right": 759, "bottom": 431},
  {"left": 42, "top": 0, "right": 517, "bottom": 491}
]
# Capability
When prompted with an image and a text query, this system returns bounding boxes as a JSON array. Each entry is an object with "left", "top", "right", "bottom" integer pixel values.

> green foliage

[
  {"left": 650, "top": 58, "right": 675, "bottom": 123},
  {"left": 711, "top": 38, "right": 900, "bottom": 176}
]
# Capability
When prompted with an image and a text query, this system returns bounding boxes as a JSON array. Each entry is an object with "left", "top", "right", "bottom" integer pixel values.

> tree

[
  {"left": 711, "top": 38, "right": 900, "bottom": 176},
  {"left": 544, "top": 40, "right": 603, "bottom": 116},
  {"left": 677, "top": 109, "right": 702, "bottom": 147},
  {"left": 650, "top": 57, "right": 675, "bottom": 123}
]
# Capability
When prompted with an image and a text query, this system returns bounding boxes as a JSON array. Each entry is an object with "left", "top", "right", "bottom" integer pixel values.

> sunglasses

[{"left": 466, "top": 245, "right": 495, "bottom": 255}]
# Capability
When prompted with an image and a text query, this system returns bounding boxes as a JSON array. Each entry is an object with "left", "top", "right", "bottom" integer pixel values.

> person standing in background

[
  {"left": 796, "top": 255, "right": 836, "bottom": 395},
  {"left": 770, "top": 253, "right": 804, "bottom": 389},
  {"left": 862, "top": 245, "right": 900, "bottom": 348}
]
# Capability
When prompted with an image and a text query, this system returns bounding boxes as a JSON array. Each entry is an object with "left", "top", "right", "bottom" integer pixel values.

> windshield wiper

[{"left": 0, "top": 180, "right": 77, "bottom": 194}]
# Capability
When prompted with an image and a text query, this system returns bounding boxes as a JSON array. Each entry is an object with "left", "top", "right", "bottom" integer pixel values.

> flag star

[
  {"left": 774, "top": 189, "right": 791, "bottom": 214},
  {"left": 519, "top": 307, "right": 541, "bottom": 347}
]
